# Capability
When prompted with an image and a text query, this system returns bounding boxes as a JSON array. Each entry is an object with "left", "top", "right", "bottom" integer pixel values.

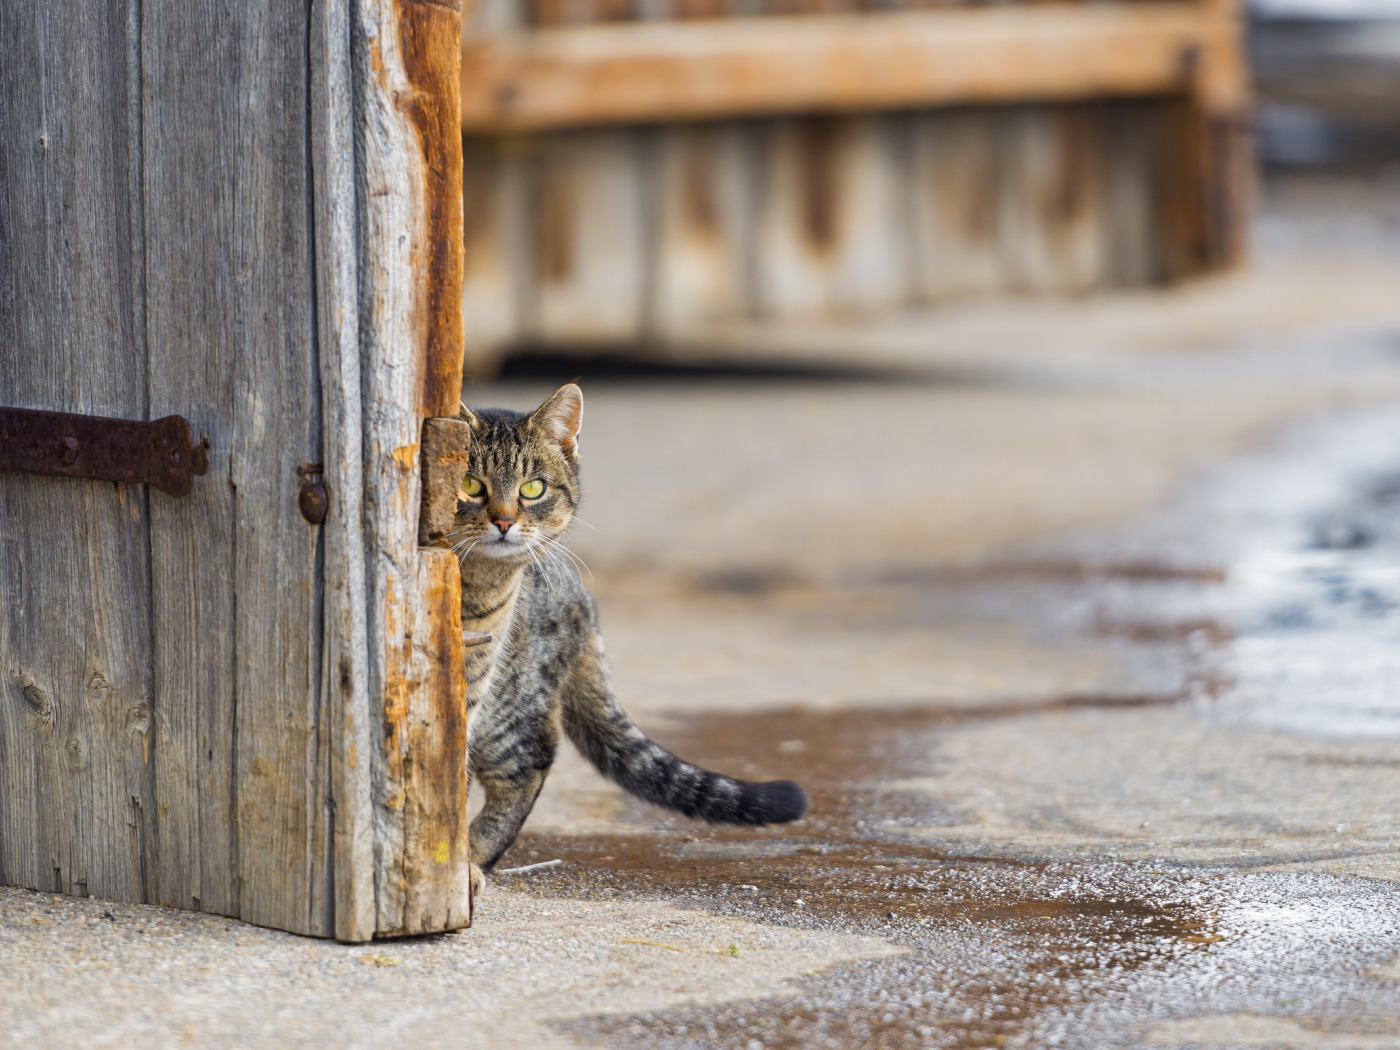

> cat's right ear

[
  {"left": 458, "top": 401, "right": 482, "bottom": 428},
  {"left": 529, "top": 383, "right": 583, "bottom": 457}
]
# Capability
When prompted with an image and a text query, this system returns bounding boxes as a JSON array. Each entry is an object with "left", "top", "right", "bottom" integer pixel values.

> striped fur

[{"left": 451, "top": 385, "right": 808, "bottom": 874}]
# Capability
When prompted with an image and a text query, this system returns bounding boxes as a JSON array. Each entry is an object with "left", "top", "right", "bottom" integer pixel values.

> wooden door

[{"left": 0, "top": 0, "right": 471, "bottom": 941}]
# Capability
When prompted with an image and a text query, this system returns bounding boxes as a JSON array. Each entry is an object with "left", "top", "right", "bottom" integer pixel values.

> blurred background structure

[
  {"left": 457, "top": 0, "right": 1250, "bottom": 375},
  {"left": 1253, "top": 0, "right": 1400, "bottom": 167}
]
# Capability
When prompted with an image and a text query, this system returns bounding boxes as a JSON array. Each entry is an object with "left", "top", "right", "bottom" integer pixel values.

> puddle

[
  {"left": 498, "top": 691, "right": 1400, "bottom": 1048},
  {"left": 495, "top": 701, "right": 1232, "bottom": 1049},
  {"left": 554, "top": 861, "right": 1224, "bottom": 1050},
  {"left": 992, "top": 404, "right": 1400, "bottom": 740},
  {"left": 1208, "top": 461, "right": 1400, "bottom": 738}
]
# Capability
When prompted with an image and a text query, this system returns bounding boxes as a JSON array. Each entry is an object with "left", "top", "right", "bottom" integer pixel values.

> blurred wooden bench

[{"left": 459, "top": 0, "right": 1249, "bottom": 374}]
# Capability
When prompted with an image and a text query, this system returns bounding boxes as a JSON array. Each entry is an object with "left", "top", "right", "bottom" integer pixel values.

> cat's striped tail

[{"left": 561, "top": 641, "right": 808, "bottom": 826}]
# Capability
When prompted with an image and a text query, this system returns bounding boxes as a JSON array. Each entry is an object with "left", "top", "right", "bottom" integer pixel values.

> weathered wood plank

[
  {"left": 1154, "top": 94, "right": 1212, "bottom": 282},
  {"left": 1099, "top": 99, "right": 1160, "bottom": 288},
  {"left": 142, "top": 0, "right": 326, "bottom": 933},
  {"left": 753, "top": 117, "right": 834, "bottom": 319},
  {"left": 140, "top": 1, "right": 235, "bottom": 923},
  {"left": 752, "top": 116, "right": 909, "bottom": 321},
  {"left": 650, "top": 123, "right": 755, "bottom": 336},
  {"left": 997, "top": 103, "right": 1105, "bottom": 295},
  {"left": 462, "top": 5, "right": 1217, "bottom": 132},
  {"left": 404, "top": 1, "right": 468, "bottom": 418},
  {"left": 827, "top": 115, "right": 911, "bottom": 314},
  {"left": 381, "top": 549, "right": 472, "bottom": 932},
  {"left": 0, "top": 4, "right": 153, "bottom": 904},
  {"left": 462, "top": 139, "right": 525, "bottom": 377},
  {"left": 225, "top": 0, "right": 328, "bottom": 921},
  {"left": 311, "top": 0, "right": 376, "bottom": 945},
  {"left": 420, "top": 419, "right": 473, "bottom": 548},
  {"left": 533, "top": 131, "right": 649, "bottom": 345},
  {"left": 908, "top": 108, "right": 1004, "bottom": 300},
  {"left": 356, "top": 0, "right": 473, "bottom": 938}
]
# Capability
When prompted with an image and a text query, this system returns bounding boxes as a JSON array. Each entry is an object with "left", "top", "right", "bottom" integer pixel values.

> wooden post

[
  {"left": 351, "top": 0, "right": 473, "bottom": 939},
  {"left": 2, "top": 0, "right": 471, "bottom": 941}
]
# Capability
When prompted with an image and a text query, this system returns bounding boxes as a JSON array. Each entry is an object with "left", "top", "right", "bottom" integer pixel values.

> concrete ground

[{"left": 7, "top": 172, "right": 1400, "bottom": 1049}]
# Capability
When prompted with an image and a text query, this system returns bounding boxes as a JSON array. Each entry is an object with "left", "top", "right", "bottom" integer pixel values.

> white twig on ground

[{"left": 494, "top": 859, "right": 563, "bottom": 875}]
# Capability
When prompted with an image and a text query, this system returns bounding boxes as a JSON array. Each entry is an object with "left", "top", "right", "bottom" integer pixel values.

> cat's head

[{"left": 451, "top": 383, "right": 583, "bottom": 566}]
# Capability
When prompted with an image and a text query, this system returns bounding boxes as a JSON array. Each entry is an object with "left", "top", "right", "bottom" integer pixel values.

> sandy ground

[
  {"left": 7, "top": 173, "right": 1400, "bottom": 1049},
  {"left": 0, "top": 886, "right": 898, "bottom": 1050}
]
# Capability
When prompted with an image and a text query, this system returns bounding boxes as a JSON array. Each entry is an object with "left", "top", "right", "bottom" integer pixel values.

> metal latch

[{"left": 0, "top": 406, "right": 210, "bottom": 497}]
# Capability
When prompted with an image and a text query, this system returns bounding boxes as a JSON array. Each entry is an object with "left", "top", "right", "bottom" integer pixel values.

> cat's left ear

[{"left": 530, "top": 383, "right": 583, "bottom": 457}]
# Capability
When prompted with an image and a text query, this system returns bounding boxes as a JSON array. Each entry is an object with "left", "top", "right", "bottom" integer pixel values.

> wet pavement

[
  {"left": 485, "top": 393, "right": 1400, "bottom": 1048},
  {"left": 498, "top": 604, "right": 1400, "bottom": 1048}
]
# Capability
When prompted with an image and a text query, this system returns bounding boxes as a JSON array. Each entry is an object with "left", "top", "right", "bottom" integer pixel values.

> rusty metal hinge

[{"left": 0, "top": 406, "right": 210, "bottom": 497}]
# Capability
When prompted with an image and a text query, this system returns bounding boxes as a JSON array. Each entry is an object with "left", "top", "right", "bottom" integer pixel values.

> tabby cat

[{"left": 451, "top": 384, "right": 808, "bottom": 884}]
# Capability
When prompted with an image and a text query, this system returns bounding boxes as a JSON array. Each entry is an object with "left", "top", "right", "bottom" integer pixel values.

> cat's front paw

[{"left": 469, "top": 861, "right": 485, "bottom": 900}]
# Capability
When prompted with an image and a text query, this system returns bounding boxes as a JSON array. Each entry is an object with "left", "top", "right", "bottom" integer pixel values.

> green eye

[
  {"left": 458, "top": 476, "right": 484, "bottom": 500},
  {"left": 520, "top": 479, "right": 545, "bottom": 499}
]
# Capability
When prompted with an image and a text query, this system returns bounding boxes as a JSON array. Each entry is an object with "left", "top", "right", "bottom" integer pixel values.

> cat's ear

[
  {"left": 458, "top": 400, "right": 482, "bottom": 429},
  {"left": 529, "top": 383, "right": 583, "bottom": 456}
]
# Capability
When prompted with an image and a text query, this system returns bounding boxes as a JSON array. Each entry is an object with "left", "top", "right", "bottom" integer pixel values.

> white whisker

[
  {"left": 541, "top": 545, "right": 576, "bottom": 586},
  {"left": 524, "top": 541, "right": 555, "bottom": 595},
  {"left": 544, "top": 537, "right": 593, "bottom": 583}
]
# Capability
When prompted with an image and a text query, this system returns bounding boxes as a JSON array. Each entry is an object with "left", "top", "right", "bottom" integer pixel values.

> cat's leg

[
  {"left": 465, "top": 589, "right": 578, "bottom": 874},
  {"left": 469, "top": 764, "right": 552, "bottom": 871},
  {"left": 468, "top": 703, "right": 559, "bottom": 871},
  {"left": 470, "top": 861, "right": 484, "bottom": 899}
]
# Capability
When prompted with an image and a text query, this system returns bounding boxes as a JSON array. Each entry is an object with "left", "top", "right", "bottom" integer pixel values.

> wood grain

[
  {"left": 142, "top": 0, "right": 328, "bottom": 935},
  {"left": 224, "top": 0, "right": 330, "bottom": 930},
  {"left": 311, "top": 0, "right": 377, "bottom": 944},
  {"left": 0, "top": 3, "right": 154, "bottom": 905},
  {"left": 356, "top": 0, "right": 474, "bottom": 937},
  {"left": 379, "top": 550, "right": 472, "bottom": 933},
  {"left": 2, "top": 0, "right": 331, "bottom": 932},
  {"left": 399, "top": 0, "right": 467, "bottom": 418},
  {"left": 420, "top": 419, "right": 473, "bottom": 548},
  {"left": 141, "top": 0, "right": 239, "bottom": 913},
  {"left": 4, "top": 0, "right": 475, "bottom": 939}
]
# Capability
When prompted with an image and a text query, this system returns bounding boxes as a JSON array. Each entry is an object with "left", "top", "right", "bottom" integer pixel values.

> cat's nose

[{"left": 492, "top": 518, "right": 514, "bottom": 535}]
